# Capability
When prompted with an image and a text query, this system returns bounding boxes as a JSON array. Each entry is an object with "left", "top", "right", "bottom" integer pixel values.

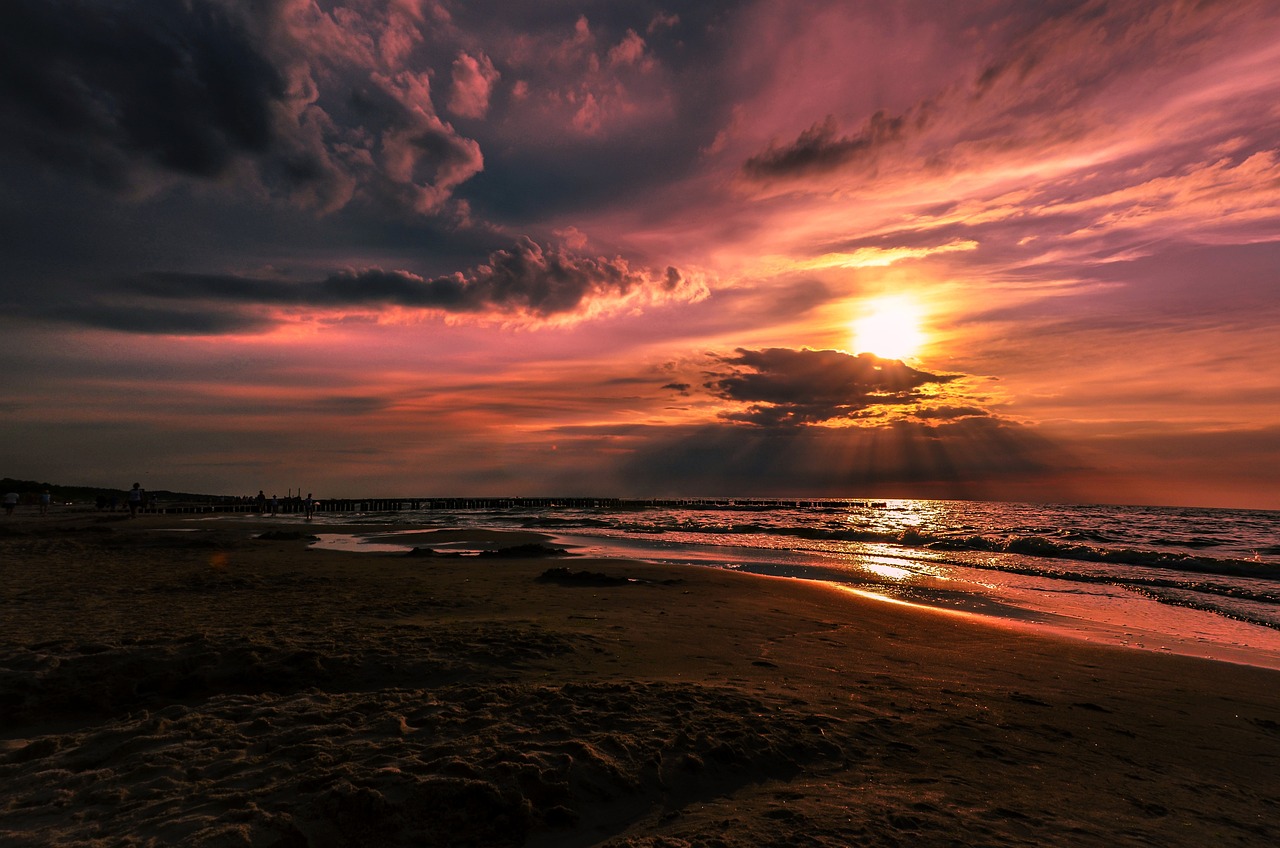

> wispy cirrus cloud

[{"left": 739, "top": 1, "right": 1280, "bottom": 193}]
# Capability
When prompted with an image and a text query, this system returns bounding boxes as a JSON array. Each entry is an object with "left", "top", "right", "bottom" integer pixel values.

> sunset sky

[{"left": 2, "top": 0, "right": 1278, "bottom": 508}]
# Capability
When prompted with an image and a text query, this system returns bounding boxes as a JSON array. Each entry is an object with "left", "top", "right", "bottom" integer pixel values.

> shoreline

[
  {"left": 304, "top": 522, "right": 1280, "bottom": 673},
  {"left": 2, "top": 514, "right": 1279, "bottom": 846}
]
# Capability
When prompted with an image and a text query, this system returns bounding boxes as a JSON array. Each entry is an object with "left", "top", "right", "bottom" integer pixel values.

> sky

[{"left": 2, "top": 0, "right": 1279, "bottom": 508}]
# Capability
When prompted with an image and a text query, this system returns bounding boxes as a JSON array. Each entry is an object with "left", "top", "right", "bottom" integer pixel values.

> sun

[{"left": 850, "top": 296, "right": 926, "bottom": 360}]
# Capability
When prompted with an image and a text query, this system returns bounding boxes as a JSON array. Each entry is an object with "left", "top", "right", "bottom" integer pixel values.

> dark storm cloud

[
  {"left": 742, "top": 112, "right": 912, "bottom": 179},
  {"left": 34, "top": 238, "right": 694, "bottom": 333},
  {"left": 0, "top": 0, "right": 485, "bottom": 214},
  {"left": 914, "top": 405, "right": 988, "bottom": 421},
  {"left": 450, "top": 2, "right": 748, "bottom": 223},
  {"left": 46, "top": 303, "right": 274, "bottom": 336},
  {"left": 701, "top": 348, "right": 957, "bottom": 426},
  {"left": 712, "top": 348, "right": 944, "bottom": 403},
  {"left": 0, "top": 0, "right": 284, "bottom": 189}
]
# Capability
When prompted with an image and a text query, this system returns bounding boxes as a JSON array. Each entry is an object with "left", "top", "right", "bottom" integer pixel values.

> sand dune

[{"left": 2, "top": 515, "right": 1278, "bottom": 846}]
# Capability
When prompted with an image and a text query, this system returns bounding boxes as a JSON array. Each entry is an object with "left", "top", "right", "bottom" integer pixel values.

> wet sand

[{"left": 2, "top": 513, "right": 1278, "bottom": 846}]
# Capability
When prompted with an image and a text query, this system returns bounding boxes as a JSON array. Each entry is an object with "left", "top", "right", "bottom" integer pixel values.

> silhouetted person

[
  {"left": 270, "top": 494, "right": 278, "bottom": 515},
  {"left": 39, "top": 490, "right": 50, "bottom": 515},
  {"left": 3, "top": 491, "right": 17, "bottom": 516},
  {"left": 128, "top": 483, "right": 143, "bottom": 518},
  {"left": 255, "top": 490, "right": 266, "bottom": 514},
  {"left": 304, "top": 493, "right": 316, "bottom": 520}
]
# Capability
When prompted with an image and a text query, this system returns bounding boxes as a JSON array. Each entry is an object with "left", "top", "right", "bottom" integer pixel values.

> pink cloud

[
  {"left": 492, "top": 15, "right": 674, "bottom": 140},
  {"left": 608, "top": 30, "right": 648, "bottom": 69},
  {"left": 570, "top": 92, "right": 603, "bottom": 134},
  {"left": 448, "top": 51, "right": 500, "bottom": 119},
  {"left": 647, "top": 13, "right": 679, "bottom": 35},
  {"left": 369, "top": 71, "right": 484, "bottom": 212},
  {"left": 734, "top": 0, "right": 1280, "bottom": 204}
]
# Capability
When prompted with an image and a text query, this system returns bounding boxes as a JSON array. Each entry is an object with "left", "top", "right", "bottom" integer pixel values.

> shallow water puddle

[
  {"left": 309, "top": 532, "right": 488, "bottom": 556},
  {"left": 310, "top": 533, "right": 416, "bottom": 554}
]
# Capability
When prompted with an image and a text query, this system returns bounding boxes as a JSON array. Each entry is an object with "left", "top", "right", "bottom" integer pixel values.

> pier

[{"left": 138, "top": 496, "right": 882, "bottom": 515}]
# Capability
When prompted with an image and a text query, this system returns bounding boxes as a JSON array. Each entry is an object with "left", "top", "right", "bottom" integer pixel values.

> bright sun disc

[{"left": 851, "top": 296, "right": 925, "bottom": 360}]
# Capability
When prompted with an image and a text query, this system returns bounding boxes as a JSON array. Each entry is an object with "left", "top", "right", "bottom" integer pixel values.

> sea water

[{"left": 302, "top": 499, "right": 1280, "bottom": 668}]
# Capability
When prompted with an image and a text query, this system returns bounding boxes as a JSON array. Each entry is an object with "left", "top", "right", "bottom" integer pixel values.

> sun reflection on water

[{"left": 863, "top": 562, "right": 914, "bottom": 581}]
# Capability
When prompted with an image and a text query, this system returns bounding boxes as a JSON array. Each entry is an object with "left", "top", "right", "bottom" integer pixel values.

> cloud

[
  {"left": 914, "top": 405, "right": 989, "bottom": 421},
  {"left": 742, "top": 112, "right": 912, "bottom": 180},
  {"left": 358, "top": 70, "right": 485, "bottom": 213},
  {"left": 492, "top": 12, "right": 676, "bottom": 141},
  {"left": 42, "top": 303, "right": 274, "bottom": 336},
  {"left": 448, "top": 51, "right": 500, "bottom": 119},
  {"left": 647, "top": 13, "right": 680, "bottom": 35},
  {"left": 0, "top": 0, "right": 284, "bottom": 190},
  {"left": 0, "top": 0, "right": 485, "bottom": 215},
  {"left": 700, "top": 348, "right": 958, "bottom": 426},
  {"left": 309, "top": 395, "right": 396, "bottom": 416},
  {"left": 737, "top": 0, "right": 1280, "bottom": 203},
  {"left": 608, "top": 30, "right": 648, "bottom": 68},
  {"left": 799, "top": 240, "right": 980, "bottom": 270},
  {"left": 35, "top": 238, "right": 702, "bottom": 333}
]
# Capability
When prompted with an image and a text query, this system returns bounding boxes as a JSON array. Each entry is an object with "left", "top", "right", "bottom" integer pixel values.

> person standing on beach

[
  {"left": 304, "top": 493, "right": 315, "bottom": 520},
  {"left": 3, "top": 491, "right": 17, "bottom": 516},
  {"left": 270, "top": 494, "right": 278, "bottom": 516},
  {"left": 255, "top": 490, "right": 266, "bottom": 514},
  {"left": 39, "top": 490, "right": 51, "bottom": 515},
  {"left": 127, "top": 483, "right": 143, "bottom": 518}
]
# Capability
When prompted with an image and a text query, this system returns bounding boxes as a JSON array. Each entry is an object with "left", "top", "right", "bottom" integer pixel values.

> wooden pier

[{"left": 139, "top": 496, "right": 881, "bottom": 515}]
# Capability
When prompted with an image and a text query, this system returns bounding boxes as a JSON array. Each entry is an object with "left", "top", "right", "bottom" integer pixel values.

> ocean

[{"left": 303, "top": 499, "right": 1280, "bottom": 669}]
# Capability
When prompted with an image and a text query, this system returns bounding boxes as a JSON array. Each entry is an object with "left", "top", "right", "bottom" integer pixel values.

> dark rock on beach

[
  {"left": 536, "top": 567, "right": 683, "bottom": 587},
  {"left": 537, "top": 567, "right": 636, "bottom": 586},
  {"left": 257, "top": 530, "right": 318, "bottom": 541}
]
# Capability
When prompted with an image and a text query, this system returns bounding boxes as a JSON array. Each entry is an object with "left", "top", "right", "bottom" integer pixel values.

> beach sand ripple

[
  {"left": 2, "top": 681, "right": 843, "bottom": 847},
  {"left": 0, "top": 622, "right": 585, "bottom": 725}
]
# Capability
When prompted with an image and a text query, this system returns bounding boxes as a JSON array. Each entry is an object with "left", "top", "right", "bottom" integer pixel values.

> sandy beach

[{"left": 2, "top": 513, "right": 1278, "bottom": 847}]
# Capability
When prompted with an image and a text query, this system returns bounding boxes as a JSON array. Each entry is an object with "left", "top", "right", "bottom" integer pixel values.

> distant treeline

[{"left": 0, "top": 478, "right": 223, "bottom": 505}]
